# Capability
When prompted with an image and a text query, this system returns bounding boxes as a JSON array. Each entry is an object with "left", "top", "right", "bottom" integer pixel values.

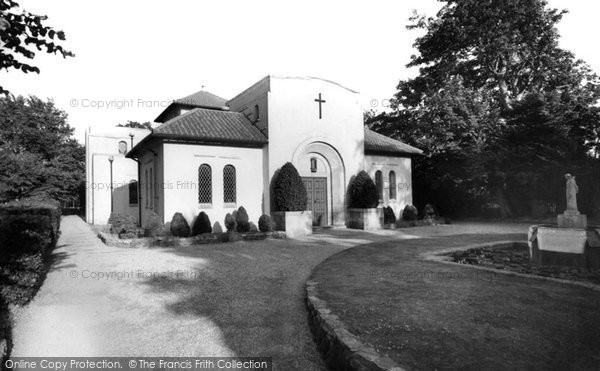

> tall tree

[
  {"left": 0, "top": 95, "right": 84, "bottom": 202},
  {"left": 381, "top": 0, "right": 600, "bottom": 217},
  {"left": 0, "top": 0, "right": 73, "bottom": 94}
]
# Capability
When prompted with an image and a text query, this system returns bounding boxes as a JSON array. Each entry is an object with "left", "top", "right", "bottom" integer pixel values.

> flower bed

[
  {"left": 448, "top": 243, "right": 600, "bottom": 285},
  {"left": 97, "top": 230, "right": 286, "bottom": 249}
]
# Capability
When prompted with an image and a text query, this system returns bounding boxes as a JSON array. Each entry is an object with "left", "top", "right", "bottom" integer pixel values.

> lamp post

[
  {"left": 108, "top": 155, "right": 114, "bottom": 213},
  {"left": 129, "top": 133, "right": 134, "bottom": 149}
]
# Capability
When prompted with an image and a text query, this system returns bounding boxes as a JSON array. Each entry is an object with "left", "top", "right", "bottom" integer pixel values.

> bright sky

[{"left": 2, "top": 0, "right": 599, "bottom": 143}]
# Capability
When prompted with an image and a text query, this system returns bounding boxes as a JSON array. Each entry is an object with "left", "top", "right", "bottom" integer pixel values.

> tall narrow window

[
  {"left": 375, "top": 170, "right": 383, "bottom": 201},
  {"left": 389, "top": 171, "right": 397, "bottom": 200},
  {"left": 129, "top": 180, "right": 138, "bottom": 205},
  {"left": 254, "top": 104, "right": 260, "bottom": 122},
  {"left": 144, "top": 170, "right": 149, "bottom": 208},
  {"left": 198, "top": 164, "right": 212, "bottom": 204},
  {"left": 223, "top": 165, "right": 236, "bottom": 204},
  {"left": 149, "top": 168, "right": 153, "bottom": 209}
]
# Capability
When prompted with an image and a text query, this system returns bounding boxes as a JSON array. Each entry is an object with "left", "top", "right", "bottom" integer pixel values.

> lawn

[{"left": 310, "top": 230, "right": 600, "bottom": 370}]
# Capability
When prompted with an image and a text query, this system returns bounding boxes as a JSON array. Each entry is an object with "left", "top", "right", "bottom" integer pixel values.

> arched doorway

[{"left": 292, "top": 141, "right": 346, "bottom": 226}]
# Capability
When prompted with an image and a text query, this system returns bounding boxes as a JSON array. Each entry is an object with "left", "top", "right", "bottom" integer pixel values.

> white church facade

[{"left": 86, "top": 76, "right": 421, "bottom": 227}]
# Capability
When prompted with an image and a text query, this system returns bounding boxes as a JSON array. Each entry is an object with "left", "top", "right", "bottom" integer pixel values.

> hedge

[{"left": 0, "top": 198, "right": 61, "bottom": 256}]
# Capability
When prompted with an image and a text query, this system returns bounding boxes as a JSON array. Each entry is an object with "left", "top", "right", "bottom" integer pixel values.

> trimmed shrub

[
  {"left": 384, "top": 206, "right": 396, "bottom": 225},
  {"left": 222, "top": 231, "right": 242, "bottom": 242},
  {"left": 348, "top": 171, "right": 379, "bottom": 208},
  {"left": 170, "top": 212, "right": 190, "bottom": 237},
  {"left": 0, "top": 198, "right": 61, "bottom": 255},
  {"left": 235, "top": 206, "right": 250, "bottom": 233},
  {"left": 258, "top": 214, "right": 275, "bottom": 232},
  {"left": 224, "top": 213, "right": 236, "bottom": 232},
  {"left": 402, "top": 205, "right": 419, "bottom": 221},
  {"left": 108, "top": 213, "right": 137, "bottom": 237},
  {"left": 272, "top": 162, "right": 307, "bottom": 211},
  {"left": 422, "top": 204, "right": 437, "bottom": 220},
  {"left": 192, "top": 212, "right": 212, "bottom": 236},
  {"left": 144, "top": 211, "right": 164, "bottom": 237}
]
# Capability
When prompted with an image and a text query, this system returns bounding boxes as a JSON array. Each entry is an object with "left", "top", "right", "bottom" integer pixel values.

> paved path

[
  {"left": 11, "top": 216, "right": 530, "bottom": 369},
  {"left": 12, "top": 216, "right": 234, "bottom": 356}
]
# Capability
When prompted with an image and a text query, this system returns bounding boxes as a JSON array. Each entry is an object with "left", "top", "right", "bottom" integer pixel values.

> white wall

[
  {"left": 364, "top": 154, "right": 413, "bottom": 219},
  {"left": 162, "top": 143, "right": 265, "bottom": 231},
  {"left": 267, "top": 76, "right": 365, "bottom": 221},
  {"left": 85, "top": 127, "right": 150, "bottom": 225}
]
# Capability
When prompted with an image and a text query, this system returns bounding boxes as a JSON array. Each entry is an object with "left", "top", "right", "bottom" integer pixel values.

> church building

[{"left": 86, "top": 76, "right": 421, "bottom": 227}]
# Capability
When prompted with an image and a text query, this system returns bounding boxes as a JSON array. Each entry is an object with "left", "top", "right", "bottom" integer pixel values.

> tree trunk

[{"left": 494, "top": 186, "right": 514, "bottom": 219}]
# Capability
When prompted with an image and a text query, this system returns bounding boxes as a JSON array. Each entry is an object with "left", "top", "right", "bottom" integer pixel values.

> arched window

[
  {"left": 118, "top": 141, "right": 127, "bottom": 154},
  {"left": 389, "top": 171, "right": 397, "bottom": 200},
  {"left": 223, "top": 165, "right": 236, "bottom": 204},
  {"left": 375, "top": 170, "right": 383, "bottom": 201},
  {"left": 129, "top": 180, "right": 138, "bottom": 205},
  {"left": 198, "top": 164, "right": 212, "bottom": 204},
  {"left": 254, "top": 104, "right": 260, "bottom": 121}
]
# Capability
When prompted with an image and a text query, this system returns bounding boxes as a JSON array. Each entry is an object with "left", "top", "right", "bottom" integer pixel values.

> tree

[
  {"left": 272, "top": 162, "right": 307, "bottom": 212},
  {"left": 0, "top": 0, "right": 74, "bottom": 94},
  {"left": 380, "top": 0, "right": 600, "bottom": 218},
  {"left": 0, "top": 95, "right": 84, "bottom": 203},
  {"left": 117, "top": 121, "right": 152, "bottom": 130}
]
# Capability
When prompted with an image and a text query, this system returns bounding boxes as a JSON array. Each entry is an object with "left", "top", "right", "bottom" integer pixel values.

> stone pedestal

[{"left": 557, "top": 212, "right": 587, "bottom": 229}]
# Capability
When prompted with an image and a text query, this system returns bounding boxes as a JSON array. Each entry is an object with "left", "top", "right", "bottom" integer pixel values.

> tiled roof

[
  {"left": 364, "top": 128, "right": 422, "bottom": 156},
  {"left": 174, "top": 90, "right": 228, "bottom": 109},
  {"left": 153, "top": 108, "right": 267, "bottom": 145}
]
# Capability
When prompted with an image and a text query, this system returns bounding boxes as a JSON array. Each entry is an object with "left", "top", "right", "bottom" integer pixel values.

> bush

[
  {"left": 192, "top": 212, "right": 212, "bottom": 236},
  {"left": 0, "top": 198, "right": 61, "bottom": 256},
  {"left": 108, "top": 213, "right": 138, "bottom": 237},
  {"left": 143, "top": 211, "right": 164, "bottom": 237},
  {"left": 422, "top": 204, "right": 437, "bottom": 220},
  {"left": 272, "top": 162, "right": 307, "bottom": 211},
  {"left": 258, "top": 214, "right": 275, "bottom": 232},
  {"left": 224, "top": 213, "right": 236, "bottom": 232},
  {"left": 170, "top": 212, "right": 190, "bottom": 237},
  {"left": 402, "top": 205, "right": 419, "bottom": 221},
  {"left": 348, "top": 171, "right": 379, "bottom": 208},
  {"left": 384, "top": 206, "right": 396, "bottom": 224},
  {"left": 235, "top": 206, "right": 250, "bottom": 232}
]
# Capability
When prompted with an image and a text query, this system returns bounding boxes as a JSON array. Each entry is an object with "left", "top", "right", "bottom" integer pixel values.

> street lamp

[
  {"left": 108, "top": 155, "right": 114, "bottom": 213},
  {"left": 129, "top": 133, "right": 134, "bottom": 149}
]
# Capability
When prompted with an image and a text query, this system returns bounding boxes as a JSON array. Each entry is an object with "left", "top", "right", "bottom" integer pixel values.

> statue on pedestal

[{"left": 565, "top": 173, "right": 579, "bottom": 215}]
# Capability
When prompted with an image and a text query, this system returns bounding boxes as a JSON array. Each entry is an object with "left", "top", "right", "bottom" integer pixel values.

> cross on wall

[{"left": 314, "top": 93, "right": 326, "bottom": 119}]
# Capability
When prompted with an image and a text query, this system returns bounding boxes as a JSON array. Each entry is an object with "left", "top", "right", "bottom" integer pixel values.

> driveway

[{"left": 11, "top": 216, "right": 529, "bottom": 369}]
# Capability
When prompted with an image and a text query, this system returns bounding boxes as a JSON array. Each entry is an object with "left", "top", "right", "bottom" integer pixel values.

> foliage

[
  {"left": 0, "top": 95, "right": 85, "bottom": 203},
  {"left": 191, "top": 211, "right": 212, "bottom": 235},
  {"left": 0, "top": 198, "right": 61, "bottom": 255},
  {"left": 348, "top": 171, "right": 379, "bottom": 208},
  {"left": 383, "top": 206, "right": 396, "bottom": 225},
  {"left": 143, "top": 211, "right": 164, "bottom": 237},
  {"left": 108, "top": 213, "right": 137, "bottom": 237},
  {"left": 224, "top": 213, "right": 236, "bottom": 232},
  {"left": 272, "top": 162, "right": 307, "bottom": 212},
  {"left": 402, "top": 205, "right": 419, "bottom": 221},
  {"left": 422, "top": 204, "right": 437, "bottom": 220},
  {"left": 258, "top": 214, "right": 275, "bottom": 232},
  {"left": 117, "top": 121, "right": 152, "bottom": 130},
  {"left": 169, "top": 213, "right": 190, "bottom": 237},
  {"left": 371, "top": 0, "right": 600, "bottom": 217},
  {"left": 235, "top": 206, "right": 250, "bottom": 233},
  {"left": 0, "top": 0, "right": 74, "bottom": 94}
]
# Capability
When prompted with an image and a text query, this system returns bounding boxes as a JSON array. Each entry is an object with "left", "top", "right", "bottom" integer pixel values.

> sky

[{"left": 2, "top": 0, "right": 599, "bottom": 143}]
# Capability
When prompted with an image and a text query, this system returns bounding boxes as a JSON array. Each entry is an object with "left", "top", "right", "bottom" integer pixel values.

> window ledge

[
  {"left": 198, "top": 203, "right": 213, "bottom": 209},
  {"left": 224, "top": 202, "right": 237, "bottom": 209}
]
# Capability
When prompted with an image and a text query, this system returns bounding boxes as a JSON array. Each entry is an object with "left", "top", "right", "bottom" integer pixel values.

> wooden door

[{"left": 302, "top": 177, "right": 328, "bottom": 226}]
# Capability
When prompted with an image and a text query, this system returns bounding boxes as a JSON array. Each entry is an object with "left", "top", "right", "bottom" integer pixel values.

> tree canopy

[
  {"left": 0, "top": 95, "right": 84, "bottom": 203},
  {"left": 0, "top": 0, "right": 73, "bottom": 94},
  {"left": 370, "top": 0, "right": 600, "bottom": 218}
]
